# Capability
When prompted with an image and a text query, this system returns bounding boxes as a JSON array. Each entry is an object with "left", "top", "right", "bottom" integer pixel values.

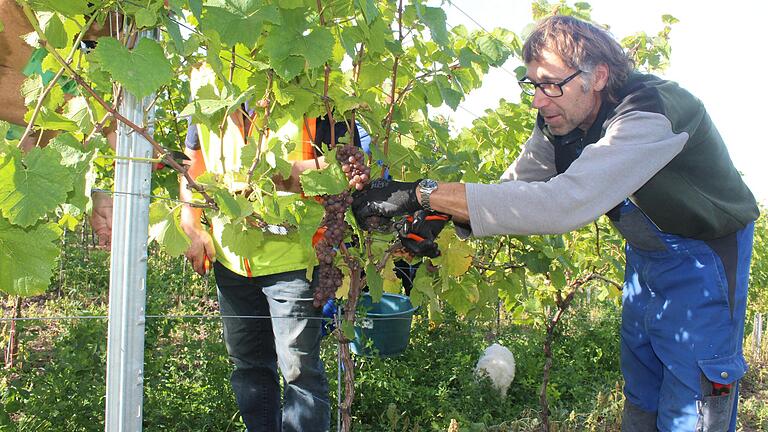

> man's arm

[
  {"left": 353, "top": 112, "right": 687, "bottom": 238},
  {"left": 500, "top": 124, "right": 557, "bottom": 183},
  {"left": 417, "top": 182, "right": 470, "bottom": 224},
  {"left": 464, "top": 111, "right": 687, "bottom": 237},
  {"left": 424, "top": 127, "right": 554, "bottom": 229}
]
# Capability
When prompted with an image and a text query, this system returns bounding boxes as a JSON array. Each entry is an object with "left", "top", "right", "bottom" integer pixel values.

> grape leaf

[
  {"left": 339, "top": 26, "right": 362, "bottom": 58},
  {"left": 220, "top": 220, "right": 264, "bottom": 257},
  {"left": 263, "top": 11, "right": 334, "bottom": 77},
  {"left": 39, "top": 13, "right": 67, "bottom": 49},
  {"left": 341, "top": 319, "right": 355, "bottom": 340},
  {"left": 0, "top": 122, "right": 9, "bottom": 144},
  {"left": 295, "top": 198, "right": 324, "bottom": 254},
  {"left": 477, "top": 34, "right": 507, "bottom": 65},
  {"left": 437, "top": 81, "right": 461, "bottom": 111},
  {"left": 442, "top": 279, "right": 474, "bottom": 315},
  {"left": 355, "top": 0, "right": 379, "bottom": 24},
  {"left": 135, "top": 4, "right": 161, "bottom": 28},
  {"left": 27, "top": 0, "right": 92, "bottom": 15},
  {"left": 458, "top": 47, "right": 484, "bottom": 68},
  {"left": 188, "top": 0, "right": 203, "bottom": 20},
  {"left": 213, "top": 189, "right": 251, "bottom": 219},
  {"left": 202, "top": 1, "right": 281, "bottom": 47},
  {"left": 359, "top": 61, "right": 391, "bottom": 90},
  {"left": 0, "top": 148, "right": 74, "bottom": 227},
  {"left": 302, "top": 28, "right": 334, "bottom": 68},
  {"left": 90, "top": 37, "right": 173, "bottom": 99},
  {"left": 271, "top": 56, "right": 305, "bottom": 81},
  {"left": 35, "top": 107, "right": 79, "bottom": 132},
  {"left": 420, "top": 6, "right": 450, "bottom": 48},
  {"left": 63, "top": 97, "right": 93, "bottom": 136},
  {"left": 365, "top": 263, "right": 383, "bottom": 302},
  {"left": 299, "top": 163, "right": 348, "bottom": 196},
  {"left": 278, "top": 0, "right": 304, "bottom": 8},
  {"left": 47, "top": 133, "right": 97, "bottom": 212},
  {"left": 0, "top": 218, "right": 61, "bottom": 296},
  {"left": 161, "top": 15, "right": 185, "bottom": 52},
  {"left": 58, "top": 209, "right": 80, "bottom": 230},
  {"left": 549, "top": 266, "right": 567, "bottom": 289},
  {"left": 408, "top": 265, "right": 434, "bottom": 307},
  {"left": 21, "top": 76, "right": 43, "bottom": 107},
  {"left": 148, "top": 203, "right": 190, "bottom": 257},
  {"left": 433, "top": 234, "right": 473, "bottom": 277},
  {"left": 381, "top": 259, "right": 401, "bottom": 294},
  {"left": 273, "top": 84, "right": 316, "bottom": 115},
  {"left": 336, "top": 273, "right": 350, "bottom": 299}
]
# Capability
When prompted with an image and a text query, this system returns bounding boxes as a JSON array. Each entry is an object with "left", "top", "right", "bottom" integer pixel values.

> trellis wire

[
  {"left": 92, "top": 188, "right": 209, "bottom": 208},
  {"left": 0, "top": 314, "right": 424, "bottom": 322}
]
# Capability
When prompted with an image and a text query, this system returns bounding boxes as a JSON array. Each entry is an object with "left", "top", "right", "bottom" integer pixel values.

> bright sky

[{"left": 438, "top": 0, "right": 768, "bottom": 205}]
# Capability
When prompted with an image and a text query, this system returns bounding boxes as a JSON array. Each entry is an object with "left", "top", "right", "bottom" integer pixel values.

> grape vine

[{"left": 0, "top": 1, "right": 713, "bottom": 430}]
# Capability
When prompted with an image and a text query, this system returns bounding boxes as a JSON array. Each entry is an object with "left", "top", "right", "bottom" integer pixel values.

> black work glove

[
  {"left": 397, "top": 210, "right": 451, "bottom": 258},
  {"left": 352, "top": 178, "right": 421, "bottom": 221}
]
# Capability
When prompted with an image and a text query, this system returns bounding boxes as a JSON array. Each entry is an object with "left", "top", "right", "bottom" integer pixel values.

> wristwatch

[{"left": 418, "top": 179, "right": 438, "bottom": 212}]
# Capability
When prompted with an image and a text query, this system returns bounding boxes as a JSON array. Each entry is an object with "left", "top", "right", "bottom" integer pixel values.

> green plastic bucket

[{"left": 350, "top": 293, "right": 416, "bottom": 357}]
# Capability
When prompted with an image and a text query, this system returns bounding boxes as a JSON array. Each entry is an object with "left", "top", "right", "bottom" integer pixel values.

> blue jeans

[
  {"left": 614, "top": 201, "right": 754, "bottom": 432},
  {"left": 214, "top": 263, "right": 329, "bottom": 432}
]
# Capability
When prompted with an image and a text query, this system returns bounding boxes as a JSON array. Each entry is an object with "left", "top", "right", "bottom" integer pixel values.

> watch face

[{"left": 421, "top": 179, "right": 438, "bottom": 190}]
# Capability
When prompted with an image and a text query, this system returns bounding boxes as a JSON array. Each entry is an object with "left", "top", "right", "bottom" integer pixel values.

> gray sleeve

[
  {"left": 465, "top": 111, "right": 688, "bottom": 237},
  {"left": 499, "top": 125, "right": 557, "bottom": 183},
  {"left": 455, "top": 125, "right": 555, "bottom": 238}
]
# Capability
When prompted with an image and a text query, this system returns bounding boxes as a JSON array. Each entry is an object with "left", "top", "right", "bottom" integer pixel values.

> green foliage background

[{"left": 0, "top": 0, "right": 766, "bottom": 430}]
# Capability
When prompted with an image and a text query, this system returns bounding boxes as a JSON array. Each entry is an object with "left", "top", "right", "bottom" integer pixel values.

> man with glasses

[{"left": 351, "top": 15, "right": 759, "bottom": 432}]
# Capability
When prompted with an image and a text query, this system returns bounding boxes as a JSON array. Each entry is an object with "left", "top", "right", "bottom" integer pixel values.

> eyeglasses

[{"left": 518, "top": 70, "right": 583, "bottom": 97}]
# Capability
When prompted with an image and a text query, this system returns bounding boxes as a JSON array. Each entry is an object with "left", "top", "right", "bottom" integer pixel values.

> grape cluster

[
  {"left": 313, "top": 144, "right": 373, "bottom": 307},
  {"left": 313, "top": 192, "right": 354, "bottom": 307},
  {"left": 361, "top": 215, "right": 393, "bottom": 232},
  {"left": 337, "top": 144, "right": 370, "bottom": 190}
]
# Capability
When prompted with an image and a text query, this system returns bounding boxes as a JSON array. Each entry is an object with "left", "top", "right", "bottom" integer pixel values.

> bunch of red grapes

[
  {"left": 312, "top": 144, "right": 372, "bottom": 307},
  {"left": 337, "top": 143, "right": 370, "bottom": 191}
]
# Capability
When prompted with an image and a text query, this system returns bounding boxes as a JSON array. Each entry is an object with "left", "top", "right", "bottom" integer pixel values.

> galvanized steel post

[{"left": 104, "top": 32, "right": 157, "bottom": 432}]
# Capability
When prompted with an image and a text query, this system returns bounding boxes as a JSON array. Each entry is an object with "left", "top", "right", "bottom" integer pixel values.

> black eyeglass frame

[{"left": 518, "top": 70, "right": 583, "bottom": 97}]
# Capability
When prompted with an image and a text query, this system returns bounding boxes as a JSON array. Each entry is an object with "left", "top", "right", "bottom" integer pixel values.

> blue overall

[{"left": 614, "top": 200, "right": 754, "bottom": 432}]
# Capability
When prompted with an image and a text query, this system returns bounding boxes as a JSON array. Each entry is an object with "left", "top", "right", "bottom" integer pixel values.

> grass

[{"left": 1, "top": 236, "right": 766, "bottom": 431}]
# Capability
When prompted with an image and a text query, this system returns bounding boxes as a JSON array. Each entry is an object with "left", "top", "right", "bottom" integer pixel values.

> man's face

[{"left": 524, "top": 49, "right": 604, "bottom": 135}]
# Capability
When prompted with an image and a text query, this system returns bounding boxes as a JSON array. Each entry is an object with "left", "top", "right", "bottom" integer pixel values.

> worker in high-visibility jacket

[{"left": 180, "top": 64, "right": 363, "bottom": 432}]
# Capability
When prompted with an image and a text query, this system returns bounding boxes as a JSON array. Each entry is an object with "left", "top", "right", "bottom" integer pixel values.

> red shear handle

[{"left": 398, "top": 210, "right": 451, "bottom": 258}]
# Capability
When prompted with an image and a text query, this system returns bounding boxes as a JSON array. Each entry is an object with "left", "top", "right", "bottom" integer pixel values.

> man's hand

[
  {"left": 351, "top": 179, "right": 421, "bottom": 222},
  {"left": 182, "top": 224, "right": 216, "bottom": 276},
  {"left": 90, "top": 191, "right": 113, "bottom": 249},
  {"left": 397, "top": 210, "right": 450, "bottom": 258}
]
